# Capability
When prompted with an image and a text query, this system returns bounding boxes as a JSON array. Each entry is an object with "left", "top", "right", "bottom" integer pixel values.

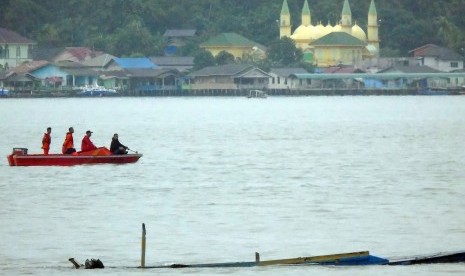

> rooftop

[{"left": 0, "top": 27, "right": 35, "bottom": 44}]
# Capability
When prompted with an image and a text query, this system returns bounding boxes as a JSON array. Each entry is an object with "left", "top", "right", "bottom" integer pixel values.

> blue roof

[{"left": 113, "top": 58, "right": 156, "bottom": 69}]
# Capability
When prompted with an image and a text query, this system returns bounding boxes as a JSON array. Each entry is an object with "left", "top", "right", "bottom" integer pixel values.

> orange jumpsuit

[
  {"left": 42, "top": 133, "right": 51, "bottom": 155},
  {"left": 62, "top": 132, "right": 74, "bottom": 154}
]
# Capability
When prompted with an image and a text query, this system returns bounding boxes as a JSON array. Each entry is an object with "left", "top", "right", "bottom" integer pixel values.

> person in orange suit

[
  {"left": 62, "top": 127, "right": 76, "bottom": 154},
  {"left": 41, "top": 127, "right": 52, "bottom": 155},
  {"left": 81, "top": 130, "right": 98, "bottom": 152}
]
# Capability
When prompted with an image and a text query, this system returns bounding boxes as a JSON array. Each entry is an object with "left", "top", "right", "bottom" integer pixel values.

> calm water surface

[{"left": 0, "top": 96, "right": 464, "bottom": 275}]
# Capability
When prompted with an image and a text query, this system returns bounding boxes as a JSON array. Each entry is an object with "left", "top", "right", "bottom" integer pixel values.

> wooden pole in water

[{"left": 141, "top": 223, "right": 146, "bottom": 268}]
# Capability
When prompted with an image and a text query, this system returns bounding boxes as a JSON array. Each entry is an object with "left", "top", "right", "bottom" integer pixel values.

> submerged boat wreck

[{"left": 134, "top": 224, "right": 465, "bottom": 269}]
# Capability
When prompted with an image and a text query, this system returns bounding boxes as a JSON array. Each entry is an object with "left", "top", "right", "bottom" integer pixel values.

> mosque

[{"left": 280, "top": 0, "right": 379, "bottom": 67}]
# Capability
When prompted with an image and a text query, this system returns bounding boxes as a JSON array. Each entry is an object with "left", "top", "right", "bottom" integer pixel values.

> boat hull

[{"left": 7, "top": 148, "right": 142, "bottom": 166}]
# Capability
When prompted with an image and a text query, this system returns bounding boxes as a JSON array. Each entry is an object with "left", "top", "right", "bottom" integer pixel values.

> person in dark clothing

[{"left": 110, "top": 133, "right": 128, "bottom": 154}]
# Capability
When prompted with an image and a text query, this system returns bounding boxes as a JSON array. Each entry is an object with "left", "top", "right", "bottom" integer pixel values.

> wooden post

[
  {"left": 255, "top": 252, "right": 260, "bottom": 263},
  {"left": 141, "top": 223, "right": 146, "bottom": 268}
]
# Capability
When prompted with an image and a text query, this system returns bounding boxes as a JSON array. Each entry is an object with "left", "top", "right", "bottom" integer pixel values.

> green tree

[
  {"left": 215, "top": 51, "right": 235, "bottom": 65},
  {"left": 266, "top": 37, "right": 302, "bottom": 66},
  {"left": 193, "top": 49, "right": 215, "bottom": 70}
]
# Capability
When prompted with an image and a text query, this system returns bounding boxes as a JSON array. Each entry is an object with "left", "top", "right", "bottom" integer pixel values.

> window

[
  {"left": 16, "top": 46, "right": 20, "bottom": 57},
  {"left": 277, "top": 77, "right": 280, "bottom": 84},
  {"left": 451, "top": 62, "right": 458, "bottom": 68},
  {"left": 5, "top": 46, "right": 9, "bottom": 58}
]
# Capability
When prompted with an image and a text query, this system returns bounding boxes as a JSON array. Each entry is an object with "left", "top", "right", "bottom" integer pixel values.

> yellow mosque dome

[
  {"left": 333, "top": 24, "right": 342, "bottom": 32},
  {"left": 291, "top": 25, "right": 307, "bottom": 40},
  {"left": 351, "top": 24, "right": 367, "bottom": 41},
  {"left": 313, "top": 23, "right": 325, "bottom": 40},
  {"left": 292, "top": 25, "right": 316, "bottom": 41},
  {"left": 323, "top": 23, "right": 333, "bottom": 36},
  {"left": 302, "top": 25, "right": 316, "bottom": 40}
]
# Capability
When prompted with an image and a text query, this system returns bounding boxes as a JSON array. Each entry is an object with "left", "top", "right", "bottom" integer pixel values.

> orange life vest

[{"left": 62, "top": 132, "right": 74, "bottom": 153}]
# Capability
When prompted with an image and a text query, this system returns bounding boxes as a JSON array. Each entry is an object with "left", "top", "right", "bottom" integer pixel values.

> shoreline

[{"left": 1, "top": 88, "right": 463, "bottom": 98}]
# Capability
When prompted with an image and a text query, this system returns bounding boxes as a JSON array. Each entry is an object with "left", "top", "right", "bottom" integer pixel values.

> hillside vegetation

[{"left": 1, "top": 0, "right": 464, "bottom": 57}]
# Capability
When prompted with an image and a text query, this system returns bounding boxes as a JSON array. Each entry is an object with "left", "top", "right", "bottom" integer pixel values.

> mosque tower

[
  {"left": 280, "top": 0, "right": 291, "bottom": 38},
  {"left": 367, "top": 0, "right": 380, "bottom": 52},
  {"left": 340, "top": 0, "right": 352, "bottom": 34},
  {"left": 301, "top": 0, "right": 311, "bottom": 27}
]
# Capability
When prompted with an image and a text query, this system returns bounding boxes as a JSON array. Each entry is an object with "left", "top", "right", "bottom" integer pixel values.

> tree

[
  {"left": 193, "top": 49, "right": 215, "bottom": 70},
  {"left": 215, "top": 51, "right": 235, "bottom": 65},
  {"left": 266, "top": 37, "right": 303, "bottom": 66}
]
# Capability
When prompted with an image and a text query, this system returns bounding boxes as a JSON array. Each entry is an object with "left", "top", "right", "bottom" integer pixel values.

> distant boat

[
  {"left": 77, "top": 85, "right": 118, "bottom": 97},
  {"left": 0, "top": 87, "right": 9, "bottom": 96},
  {"left": 247, "top": 89, "right": 267, "bottom": 98}
]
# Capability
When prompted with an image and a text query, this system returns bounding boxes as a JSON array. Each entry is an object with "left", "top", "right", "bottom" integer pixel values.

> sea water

[{"left": 0, "top": 96, "right": 464, "bottom": 275}]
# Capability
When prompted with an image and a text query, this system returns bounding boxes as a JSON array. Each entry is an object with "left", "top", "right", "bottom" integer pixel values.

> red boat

[{"left": 7, "top": 147, "right": 142, "bottom": 166}]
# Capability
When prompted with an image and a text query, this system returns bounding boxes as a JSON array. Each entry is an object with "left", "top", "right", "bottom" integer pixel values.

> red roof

[{"left": 0, "top": 27, "right": 35, "bottom": 44}]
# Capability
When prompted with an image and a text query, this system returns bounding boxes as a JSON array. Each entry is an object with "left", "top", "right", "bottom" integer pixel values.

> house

[
  {"left": 12, "top": 60, "right": 99, "bottom": 88},
  {"left": 188, "top": 63, "right": 271, "bottom": 90},
  {"left": 163, "top": 29, "right": 197, "bottom": 55},
  {"left": 150, "top": 56, "right": 194, "bottom": 72},
  {"left": 268, "top": 67, "right": 309, "bottom": 89},
  {"left": 0, "top": 27, "right": 36, "bottom": 68},
  {"left": 0, "top": 71, "right": 41, "bottom": 92},
  {"left": 377, "top": 65, "right": 448, "bottom": 89},
  {"left": 200, "top": 33, "right": 266, "bottom": 60},
  {"left": 409, "top": 44, "right": 463, "bottom": 72},
  {"left": 124, "top": 68, "right": 180, "bottom": 93}
]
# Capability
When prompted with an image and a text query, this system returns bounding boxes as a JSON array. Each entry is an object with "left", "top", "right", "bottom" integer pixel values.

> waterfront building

[
  {"left": 0, "top": 27, "right": 35, "bottom": 68},
  {"left": 200, "top": 33, "right": 266, "bottom": 60},
  {"left": 279, "top": 0, "right": 379, "bottom": 67}
]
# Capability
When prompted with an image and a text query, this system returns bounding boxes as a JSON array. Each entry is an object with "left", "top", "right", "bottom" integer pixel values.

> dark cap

[{"left": 86, "top": 130, "right": 93, "bottom": 134}]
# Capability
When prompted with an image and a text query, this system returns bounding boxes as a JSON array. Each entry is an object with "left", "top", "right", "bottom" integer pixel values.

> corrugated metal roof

[
  {"left": 125, "top": 68, "right": 178, "bottom": 78},
  {"left": 291, "top": 72, "right": 465, "bottom": 80},
  {"left": 113, "top": 58, "right": 156, "bottom": 69},
  {"left": 189, "top": 64, "right": 253, "bottom": 77},
  {"left": 0, "top": 27, "right": 35, "bottom": 44},
  {"left": 163, "top": 29, "right": 197, "bottom": 37},
  {"left": 200, "top": 33, "right": 263, "bottom": 48},
  {"left": 378, "top": 65, "right": 441, "bottom": 74},
  {"left": 311, "top": 32, "right": 366, "bottom": 46},
  {"left": 13, "top": 60, "right": 50, "bottom": 73},
  {"left": 80, "top": 54, "right": 115, "bottom": 67},
  {"left": 270, "top": 67, "right": 308, "bottom": 77},
  {"left": 412, "top": 44, "right": 462, "bottom": 60},
  {"left": 150, "top": 56, "right": 194, "bottom": 66}
]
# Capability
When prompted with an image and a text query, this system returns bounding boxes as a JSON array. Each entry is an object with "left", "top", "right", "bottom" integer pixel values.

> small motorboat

[
  {"left": 247, "top": 89, "right": 267, "bottom": 98},
  {"left": 77, "top": 85, "right": 118, "bottom": 97},
  {"left": 7, "top": 147, "right": 142, "bottom": 166}
]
